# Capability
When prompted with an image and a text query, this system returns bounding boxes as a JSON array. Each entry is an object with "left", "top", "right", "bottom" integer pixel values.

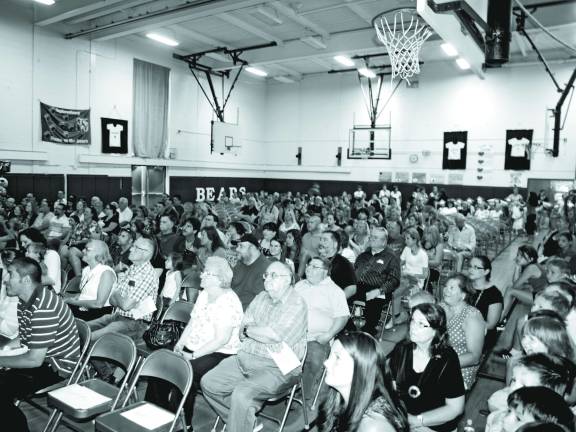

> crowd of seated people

[{"left": 0, "top": 182, "right": 575, "bottom": 432}]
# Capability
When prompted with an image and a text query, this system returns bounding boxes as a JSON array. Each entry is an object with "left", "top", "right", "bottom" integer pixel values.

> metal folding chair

[
  {"left": 212, "top": 346, "right": 310, "bottom": 432},
  {"left": 43, "top": 333, "right": 137, "bottom": 432},
  {"left": 161, "top": 300, "right": 194, "bottom": 324},
  {"left": 95, "top": 349, "right": 193, "bottom": 432}
]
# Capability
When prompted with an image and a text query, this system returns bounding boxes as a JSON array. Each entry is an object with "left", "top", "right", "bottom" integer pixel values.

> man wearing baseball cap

[{"left": 231, "top": 233, "right": 270, "bottom": 310}]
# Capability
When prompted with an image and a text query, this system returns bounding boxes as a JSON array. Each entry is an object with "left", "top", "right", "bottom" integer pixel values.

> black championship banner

[
  {"left": 41, "top": 102, "right": 90, "bottom": 144},
  {"left": 505, "top": 129, "right": 532, "bottom": 170},
  {"left": 101, "top": 118, "right": 128, "bottom": 154},
  {"left": 442, "top": 131, "right": 467, "bottom": 169}
]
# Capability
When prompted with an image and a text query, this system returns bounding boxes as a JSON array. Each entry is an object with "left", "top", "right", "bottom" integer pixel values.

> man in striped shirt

[
  {"left": 201, "top": 261, "right": 307, "bottom": 432},
  {"left": 0, "top": 257, "right": 80, "bottom": 431}
]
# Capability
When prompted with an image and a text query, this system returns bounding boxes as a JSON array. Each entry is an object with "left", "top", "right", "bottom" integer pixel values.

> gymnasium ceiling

[{"left": 16, "top": 0, "right": 576, "bottom": 81}]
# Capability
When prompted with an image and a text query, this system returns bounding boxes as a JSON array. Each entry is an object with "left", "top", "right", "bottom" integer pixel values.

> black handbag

[{"left": 142, "top": 319, "right": 184, "bottom": 350}]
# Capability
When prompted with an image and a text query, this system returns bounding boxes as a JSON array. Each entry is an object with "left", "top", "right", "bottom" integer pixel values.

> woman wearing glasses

[
  {"left": 64, "top": 240, "right": 115, "bottom": 320},
  {"left": 468, "top": 255, "right": 503, "bottom": 350},
  {"left": 147, "top": 256, "right": 243, "bottom": 425},
  {"left": 389, "top": 303, "right": 465, "bottom": 431}
]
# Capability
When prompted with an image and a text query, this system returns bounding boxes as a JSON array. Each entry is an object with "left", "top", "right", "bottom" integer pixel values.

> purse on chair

[{"left": 142, "top": 313, "right": 184, "bottom": 351}]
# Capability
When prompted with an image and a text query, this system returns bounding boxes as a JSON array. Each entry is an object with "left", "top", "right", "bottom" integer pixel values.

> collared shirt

[
  {"left": 47, "top": 214, "right": 70, "bottom": 239},
  {"left": 115, "top": 261, "right": 158, "bottom": 321},
  {"left": 241, "top": 288, "right": 307, "bottom": 361},
  {"left": 355, "top": 247, "right": 401, "bottom": 296},
  {"left": 448, "top": 224, "right": 476, "bottom": 251},
  {"left": 18, "top": 287, "right": 80, "bottom": 377},
  {"left": 295, "top": 277, "right": 349, "bottom": 341},
  {"left": 118, "top": 207, "right": 133, "bottom": 224}
]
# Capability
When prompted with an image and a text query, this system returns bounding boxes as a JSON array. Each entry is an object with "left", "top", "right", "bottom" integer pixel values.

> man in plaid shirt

[
  {"left": 88, "top": 237, "right": 158, "bottom": 343},
  {"left": 201, "top": 261, "right": 307, "bottom": 432}
]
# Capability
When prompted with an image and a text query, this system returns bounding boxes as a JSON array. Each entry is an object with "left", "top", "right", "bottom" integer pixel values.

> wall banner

[{"left": 41, "top": 102, "right": 90, "bottom": 144}]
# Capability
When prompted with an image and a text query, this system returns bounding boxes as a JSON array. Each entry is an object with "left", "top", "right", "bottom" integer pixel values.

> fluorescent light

[
  {"left": 456, "top": 58, "right": 471, "bottom": 70},
  {"left": 358, "top": 68, "right": 376, "bottom": 78},
  {"left": 300, "top": 37, "right": 327, "bottom": 50},
  {"left": 34, "top": 0, "right": 55, "bottom": 4},
  {"left": 273, "top": 76, "right": 296, "bottom": 83},
  {"left": 334, "top": 55, "right": 355, "bottom": 67},
  {"left": 441, "top": 43, "right": 458, "bottom": 57},
  {"left": 146, "top": 33, "right": 179, "bottom": 47},
  {"left": 246, "top": 66, "right": 268, "bottom": 77},
  {"left": 255, "top": 6, "right": 283, "bottom": 25}
]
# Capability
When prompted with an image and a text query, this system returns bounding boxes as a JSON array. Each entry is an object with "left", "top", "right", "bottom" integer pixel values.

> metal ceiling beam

[
  {"left": 218, "top": 12, "right": 284, "bottom": 45},
  {"left": 66, "top": 0, "right": 153, "bottom": 25},
  {"left": 171, "top": 24, "right": 229, "bottom": 47},
  {"left": 36, "top": 0, "right": 126, "bottom": 26},
  {"left": 310, "top": 58, "right": 334, "bottom": 70},
  {"left": 344, "top": 0, "right": 373, "bottom": 24},
  {"left": 270, "top": 1, "right": 330, "bottom": 39},
  {"left": 65, "top": 0, "right": 264, "bottom": 41}
]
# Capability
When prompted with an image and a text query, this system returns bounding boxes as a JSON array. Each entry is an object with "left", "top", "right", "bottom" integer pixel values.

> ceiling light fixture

[
  {"left": 300, "top": 37, "right": 327, "bottom": 50},
  {"left": 456, "top": 58, "right": 471, "bottom": 70},
  {"left": 255, "top": 6, "right": 283, "bottom": 25},
  {"left": 441, "top": 43, "right": 458, "bottom": 57},
  {"left": 146, "top": 33, "right": 179, "bottom": 47},
  {"left": 273, "top": 76, "right": 296, "bottom": 83},
  {"left": 34, "top": 0, "right": 55, "bottom": 5},
  {"left": 358, "top": 67, "right": 376, "bottom": 78},
  {"left": 246, "top": 66, "right": 268, "bottom": 77},
  {"left": 334, "top": 55, "right": 355, "bottom": 67}
]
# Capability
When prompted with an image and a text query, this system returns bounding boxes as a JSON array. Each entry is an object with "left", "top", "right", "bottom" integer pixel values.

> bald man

[{"left": 88, "top": 237, "right": 158, "bottom": 343}]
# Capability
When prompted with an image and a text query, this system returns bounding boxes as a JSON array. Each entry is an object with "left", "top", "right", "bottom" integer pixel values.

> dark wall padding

[
  {"left": 170, "top": 176, "right": 524, "bottom": 203},
  {"left": 68, "top": 175, "right": 132, "bottom": 205},
  {"left": 5, "top": 174, "right": 65, "bottom": 202}
]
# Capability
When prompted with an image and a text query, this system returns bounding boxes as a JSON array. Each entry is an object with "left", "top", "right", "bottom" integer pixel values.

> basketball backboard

[{"left": 417, "top": 0, "right": 489, "bottom": 78}]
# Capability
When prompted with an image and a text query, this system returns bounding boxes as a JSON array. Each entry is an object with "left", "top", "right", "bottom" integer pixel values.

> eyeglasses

[
  {"left": 410, "top": 319, "right": 431, "bottom": 329},
  {"left": 306, "top": 263, "right": 325, "bottom": 270},
  {"left": 132, "top": 244, "right": 152, "bottom": 253},
  {"left": 469, "top": 265, "right": 485, "bottom": 270},
  {"left": 263, "top": 272, "right": 291, "bottom": 280}
]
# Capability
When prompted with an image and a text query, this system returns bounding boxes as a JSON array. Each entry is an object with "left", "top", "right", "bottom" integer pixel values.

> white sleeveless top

[{"left": 78, "top": 263, "right": 116, "bottom": 306}]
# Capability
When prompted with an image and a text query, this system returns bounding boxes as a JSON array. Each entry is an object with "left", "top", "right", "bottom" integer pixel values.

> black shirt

[
  {"left": 328, "top": 254, "right": 356, "bottom": 293},
  {"left": 354, "top": 247, "right": 401, "bottom": 298},
  {"left": 389, "top": 341, "right": 465, "bottom": 432},
  {"left": 471, "top": 285, "right": 503, "bottom": 321}
]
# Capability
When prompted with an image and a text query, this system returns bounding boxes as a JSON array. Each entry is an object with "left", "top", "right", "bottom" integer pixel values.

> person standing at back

[{"left": 231, "top": 234, "right": 270, "bottom": 310}]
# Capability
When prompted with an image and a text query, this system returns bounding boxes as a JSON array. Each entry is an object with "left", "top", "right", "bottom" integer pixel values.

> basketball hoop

[{"left": 373, "top": 8, "right": 433, "bottom": 82}]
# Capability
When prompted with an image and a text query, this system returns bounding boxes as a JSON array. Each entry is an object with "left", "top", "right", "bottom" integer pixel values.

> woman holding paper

[
  {"left": 318, "top": 332, "right": 408, "bottom": 432},
  {"left": 146, "top": 256, "right": 243, "bottom": 425}
]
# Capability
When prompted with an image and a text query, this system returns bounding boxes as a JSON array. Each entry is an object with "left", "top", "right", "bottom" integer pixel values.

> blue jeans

[{"left": 201, "top": 352, "right": 298, "bottom": 432}]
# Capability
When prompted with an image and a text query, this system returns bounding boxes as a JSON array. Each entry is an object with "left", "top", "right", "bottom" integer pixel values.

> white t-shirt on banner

[
  {"left": 508, "top": 137, "right": 530, "bottom": 157},
  {"left": 107, "top": 123, "right": 124, "bottom": 148},
  {"left": 445, "top": 141, "right": 465, "bottom": 160}
]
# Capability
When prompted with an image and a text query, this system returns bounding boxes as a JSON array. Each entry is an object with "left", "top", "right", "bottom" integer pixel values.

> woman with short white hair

[{"left": 146, "top": 255, "right": 243, "bottom": 425}]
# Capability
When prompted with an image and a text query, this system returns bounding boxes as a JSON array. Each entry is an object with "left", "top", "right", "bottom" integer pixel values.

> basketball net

[{"left": 374, "top": 9, "right": 432, "bottom": 83}]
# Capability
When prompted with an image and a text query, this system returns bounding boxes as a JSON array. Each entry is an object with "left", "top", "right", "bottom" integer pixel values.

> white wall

[
  {"left": 0, "top": 3, "right": 268, "bottom": 179},
  {"left": 1, "top": 2, "right": 575, "bottom": 188},
  {"left": 264, "top": 61, "right": 576, "bottom": 187}
]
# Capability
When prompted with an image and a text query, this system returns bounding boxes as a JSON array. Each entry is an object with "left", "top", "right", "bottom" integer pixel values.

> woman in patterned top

[
  {"left": 439, "top": 273, "right": 486, "bottom": 390},
  {"left": 146, "top": 256, "right": 243, "bottom": 425},
  {"left": 318, "top": 332, "right": 408, "bottom": 432}
]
